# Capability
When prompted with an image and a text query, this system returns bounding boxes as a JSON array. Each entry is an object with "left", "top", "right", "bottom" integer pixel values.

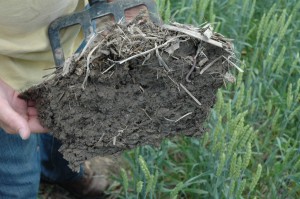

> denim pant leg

[
  {"left": 0, "top": 129, "right": 83, "bottom": 199},
  {"left": 0, "top": 129, "right": 40, "bottom": 199},
  {"left": 40, "top": 133, "right": 83, "bottom": 183}
]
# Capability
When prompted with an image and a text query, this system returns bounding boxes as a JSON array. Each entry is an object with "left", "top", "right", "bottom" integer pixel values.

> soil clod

[{"left": 22, "top": 18, "right": 235, "bottom": 171}]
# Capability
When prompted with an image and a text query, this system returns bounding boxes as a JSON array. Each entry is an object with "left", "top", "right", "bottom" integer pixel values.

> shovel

[{"left": 48, "top": 0, "right": 161, "bottom": 68}]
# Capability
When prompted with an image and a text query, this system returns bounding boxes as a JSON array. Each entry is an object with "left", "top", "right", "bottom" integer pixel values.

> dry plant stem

[
  {"left": 186, "top": 44, "right": 202, "bottom": 82},
  {"left": 115, "top": 35, "right": 188, "bottom": 65},
  {"left": 199, "top": 57, "right": 209, "bottom": 67},
  {"left": 167, "top": 75, "right": 180, "bottom": 91},
  {"left": 82, "top": 43, "right": 103, "bottom": 89},
  {"left": 162, "top": 24, "right": 223, "bottom": 48},
  {"left": 97, "top": 133, "right": 105, "bottom": 143},
  {"left": 180, "top": 83, "right": 202, "bottom": 106},
  {"left": 200, "top": 56, "right": 223, "bottom": 75},
  {"left": 142, "top": 53, "right": 151, "bottom": 65},
  {"left": 141, "top": 108, "right": 152, "bottom": 120},
  {"left": 82, "top": 64, "right": 90, "bottom": 89},
  {"left": 155, "top": 43, "right": 171, "bottom": 71},
  {"left": 113, "top": 136, "right": 117, "bottom": 145},
  {"left": 186, "top": 59, "right": 197, "bottom": 82},
  {"left": 62, "top": 57, "right": 73, "bottom": 76},
  {"left": 102, "top": 63, "right": 116, "bottom": 74},
  {"left": 175, "top": 112, "right": 193, "bottom": 122},
  {"left": 164, "top": 112, "right": 193, "bottom": 123},
  {"left": 203, "top": 25, "right": 213, "bottom": 39},
  {"left": 222, "top": 55, "right": 244, "bottom": 72},
  {"left": 75, "top": 33, "right": 98, "bottom": 62}
]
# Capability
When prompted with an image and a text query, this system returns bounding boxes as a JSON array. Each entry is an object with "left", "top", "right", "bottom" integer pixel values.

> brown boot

[{"left": 59, "top": 157, "right": 118, "bottom": 198}]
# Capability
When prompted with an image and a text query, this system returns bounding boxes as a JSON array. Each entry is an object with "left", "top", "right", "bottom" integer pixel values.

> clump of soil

[{"left": 22, "top": 18, "right": 235, "bottom": 171}]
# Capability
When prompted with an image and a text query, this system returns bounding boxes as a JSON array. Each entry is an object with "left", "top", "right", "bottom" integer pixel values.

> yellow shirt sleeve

[{"left": 0, "top": 0, "right": 85, "bottom": 91}]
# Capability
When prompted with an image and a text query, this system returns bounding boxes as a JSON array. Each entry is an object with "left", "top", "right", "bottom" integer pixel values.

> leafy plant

[{"left": 108, "top": 0, "right": 300, "bottom": 198}]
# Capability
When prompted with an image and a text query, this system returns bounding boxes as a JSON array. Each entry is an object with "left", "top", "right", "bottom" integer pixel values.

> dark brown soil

[{"left": 22, "top": 19, "right": 234, "bottom": 171}]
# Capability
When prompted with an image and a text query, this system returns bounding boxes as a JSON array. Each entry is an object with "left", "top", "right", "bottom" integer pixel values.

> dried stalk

[
  {"left": 115, "top": 35, "right": 188, "bottom": 64},
  {"left": 180, "top": 83, "right": 202, "bottom": 106},
  {"left": 162, "top": 24, "right": 223, "bottom": 48}
]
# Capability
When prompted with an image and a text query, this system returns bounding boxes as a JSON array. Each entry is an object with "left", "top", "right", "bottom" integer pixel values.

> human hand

[{"left": 0, "top": 79, "right": 48, "bottom": 140}]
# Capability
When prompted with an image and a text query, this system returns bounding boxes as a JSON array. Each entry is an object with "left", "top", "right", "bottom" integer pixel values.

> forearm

[{"left": 0, "top": 77, "right": 15, "bottom": 101}]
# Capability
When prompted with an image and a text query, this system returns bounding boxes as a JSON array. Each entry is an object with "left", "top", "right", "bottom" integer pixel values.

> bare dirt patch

[{"left": 22, "top": 19, "right": 234, "bottom": 171}]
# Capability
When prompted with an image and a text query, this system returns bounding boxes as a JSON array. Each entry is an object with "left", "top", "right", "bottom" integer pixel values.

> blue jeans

[{"left": 0, "top": 129, "right": 83, "bottom": 199}]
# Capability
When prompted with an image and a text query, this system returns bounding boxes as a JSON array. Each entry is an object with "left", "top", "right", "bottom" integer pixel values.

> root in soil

[{"left": 22, "top": 17, "right": 236, "bottom": 171}]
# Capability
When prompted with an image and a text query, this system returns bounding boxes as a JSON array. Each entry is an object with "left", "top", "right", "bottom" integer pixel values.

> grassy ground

[
  {"left": 108, "top": 0, "right": 300, "bottom": 198},
  {"left": 40, "top": 0, "right": 300, "bottom": 198}
]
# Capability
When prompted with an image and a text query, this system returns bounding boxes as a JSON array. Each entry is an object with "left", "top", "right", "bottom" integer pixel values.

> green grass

[{"left": 108, "top": 0, "right": 300, "bottom": 198}]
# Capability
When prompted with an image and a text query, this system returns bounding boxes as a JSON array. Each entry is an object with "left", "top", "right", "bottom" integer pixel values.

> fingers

[
  {"left": 0, "top": 100, "right": 48, "bottom": 139},
  {"left": 27, "top": 100, "right": 36, "bottom": 107},
  {"left": 27, "top": 107, "right": 49, "bottom": 133},
  {"left": 0, "top": 101, "right": 31, "bottom": 139},
  {"left": 28, "top": 117, "right": 49, "bottom": 133},
  {"left": 27, "top": 107, "right": 38, "bottom": 116}
]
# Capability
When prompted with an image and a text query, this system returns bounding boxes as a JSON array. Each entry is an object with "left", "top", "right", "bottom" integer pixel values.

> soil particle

[{"left": 22, "top": 19, "right": 234, "bottom": 171}]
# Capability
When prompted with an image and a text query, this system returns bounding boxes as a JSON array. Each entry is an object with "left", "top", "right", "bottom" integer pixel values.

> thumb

[
  {"left": 18, "top": 125, "right": 31, "bottom": 140},
  {"left": 0, "top": 103, "right": 31, "bottom": 140}
]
